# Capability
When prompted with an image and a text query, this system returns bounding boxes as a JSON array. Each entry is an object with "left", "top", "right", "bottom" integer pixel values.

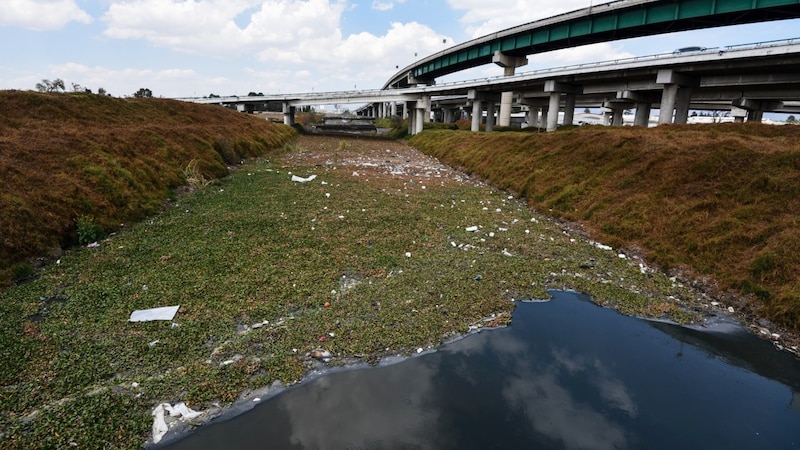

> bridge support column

[
  {"left": 543, "top": 81, "right": 583, "bottom": 132},
  {"left": 486, "top": 101, "right": 496, "bottom": 131},
  {"left": 406, "top": 101, "right": 415, "bottom": 134},
  {"left": 391, "top": 102, "right": 397, "bottom": 117},
  {"left": 546, "top": 92, "right": 560, "bottom": 132},
  {"left": 471, "top": 100, "right": 482, "bottom": 131},
  {"left": 731, "top": 107, "right": 747, "bottom": 123},
  {"left": 634, "top": 103, "right": 651, "bottom": 126},
  {"left": 563, "top": 95, "right": 576, "bottom": 126},
  {"left": 493, "top": 51, "right": 528, "bottom": 127},
  {"left": 406, "top": 96, "right": 430, "bottom": 136},
  {"left": 541, "top": 105, "right": 550, "bottom": 127},
  {"left": 656, "top": 69, "right": 698, "bottom": 125},
  {"left": 732, "top": 98, "right": 782, "bottom": 123},
  {"left": 443, "top": 108, "right": 454, "bottom": 123},
  {"left": 674, "top": 88, "right": 693, "bottom": 124},
  {"left": 616, "top": 90, "right": 653, "bottom": 127},
  {"left": 282, "top": 103, "right": 295, "bottom": 126}
]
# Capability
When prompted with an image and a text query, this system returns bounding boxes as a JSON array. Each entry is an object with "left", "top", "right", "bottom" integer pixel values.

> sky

[{"left": 1, "top": 0, "right": 799, "bottom": 99}]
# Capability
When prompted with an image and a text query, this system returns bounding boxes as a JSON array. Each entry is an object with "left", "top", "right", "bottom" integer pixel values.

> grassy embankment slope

[
  {"left": 0, "top": 90, "right": 296, "bottom": 286},
  {"left": 410, "top": 124, "right": 800, "bottom": 332}
]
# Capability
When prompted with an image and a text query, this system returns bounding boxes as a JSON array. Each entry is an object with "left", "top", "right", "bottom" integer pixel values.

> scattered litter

[
  {"left": 310, "top": 349, "right": 332, "bottom": 361},
  {"left": 253, "top": 397, "right": 261, "bottom": 402},
  {"left": 129, "top": 305, "right": 180, "bottom": 322},
  {"left": 148, "top": 340, "right": 159, "bottom": 347},
  {"left": 593, "top": 242, "right": 613, "bottom": 251},
  {"left": 86, "top": 242, "right": 99, "bottom": 248},
  {"left": 617, "top": 253, "right": 627, "bottom": 259},
  {"left": 291, "top": 174, "right": 317, "bottom": 183},
  {"left": 152, "top": 402, "right": 203, "bottom": 444},
  {"left": 416, "top": 348, "right": 423, "bottom": 354},
  {"left": 728, "top": 306, "right": 735, "bottom": 313},
  {"left": 465, "top": 226, "right": 479, "bottom": 232},
  {"left": 405, "top": 252, "right": 412, "bottom": 258},
  {"left": 325, "top": 193, "right": 331, "bottom": 198},
  {"left": 502, "top": 249, "right": 514, "bottom": 257}
]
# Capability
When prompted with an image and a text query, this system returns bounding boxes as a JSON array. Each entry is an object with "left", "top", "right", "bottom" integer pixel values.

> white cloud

[
  {"left": 371, "top": 1, "right": 393, "bottom": 11},
  {"left": 0, "top": 0, "right": 92, "bottom": 31},
  {"left": 102, "top": 0, "right": 346, "bottom": 58}
]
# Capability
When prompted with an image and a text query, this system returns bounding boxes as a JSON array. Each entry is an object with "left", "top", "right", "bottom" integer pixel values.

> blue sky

[{"left": 1, "top": 1, "right": 798, "bottom": 98}]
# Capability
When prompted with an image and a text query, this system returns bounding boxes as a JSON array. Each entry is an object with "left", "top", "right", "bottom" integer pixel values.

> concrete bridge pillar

[
  {"left": 529, "top": 106, "right": 541, "bottom": 128},
  {"left": 282, "top": 103, "right": 295, "bottom": 126},
  {"left": 611, "top": 107, "right": 624, "bottom": 126},
  {"left": 406, "top": 101, "right": 415, "bottom": 134},
  {"left": 406, "top": 96, "right": 430, "bottom": 136},
  {"left": 546, "top": 92, "right": 561, "bottom": 132},
  {"left": 391, "top": 101, "right": 397, "bottom": 117},
  {"left": 674, "top": 88, "right": 693, "bottom": 124},
  {"left": 656, "top": 70, "right": 698, "bottom": 125},
  {"left": 563, "top": 95, "right": 576, "bottom": 127},
  {"left": 485, "top": 101, "right": 496, "bottom": 131},
  {"left": 732, "top": 98, "right": 782, "bottom": 123},
  {"left": 541, "top": 105, "right": 550, "bottom": 127},
  {"left": 616, "top": 90, "right": 653, "bottom": 127},
  {"left": 731, "top": 106, "right": 748, "bottom": 123},
  {"left": 493, "top": 51, "right": 528, "bottom": 127},
  {"left": 543, "top": 80, "right": 583, "bottom": 132},
  {"left": 634, "top": 102, "right": 651, "bottom": 126},
  {"left": 471, "top": 100, "right": 482, "bottom": 131},
  {"left": 443, "top": 108, "right": 454, "bottom": 123}
]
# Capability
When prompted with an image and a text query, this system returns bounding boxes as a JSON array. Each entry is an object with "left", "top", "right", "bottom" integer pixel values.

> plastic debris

[
  {"left": 152, "top": 402, "right": 203, "bottom": 444},
  {"left": 291, "top": 174, "right": 317, "bottom": 183},
  {"left": 129, "top": 305, "right": 180, "bottom": 322},
  {"left": 86, "top": 242, "right": 100, "bottom": 248},
  {"left": 465, "top": 226, "right": 478, "bottom": 232}
]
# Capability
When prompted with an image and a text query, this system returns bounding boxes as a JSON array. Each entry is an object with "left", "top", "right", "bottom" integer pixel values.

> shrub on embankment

[
  {"left": 409, "top": 124, "right": 800, "bottom": 332},
  {"left": 0, "top": 90, "right": 296, "bottom": 287}
]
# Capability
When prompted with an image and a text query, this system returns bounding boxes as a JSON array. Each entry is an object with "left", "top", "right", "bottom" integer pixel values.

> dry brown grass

[
  {"left": 0, "top": 90, "right": 296, "bottom": 286},
  {"left": 410, "top": 123, "right": 800, "bottom": 332}
]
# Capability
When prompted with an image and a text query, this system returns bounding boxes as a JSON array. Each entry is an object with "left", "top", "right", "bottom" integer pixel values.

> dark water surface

[{"left": 164, "top": 291, "right": 800, "bottom": 449}]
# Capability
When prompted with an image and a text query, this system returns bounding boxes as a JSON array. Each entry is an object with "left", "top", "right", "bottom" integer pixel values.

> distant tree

[
  {"left": 35, "top": 78, "right": 65, "bottom": 93},
  {"left": 133, "top": 88, "right": 153, "bottom": 98},
  {"left": 208, "top": 93, "right": 220, "bottom": 98},
  {"left": 71, "top": 83, "right": 91, "bottom": 93},
  {"left": 97, "top": 87, "right": 108, "bottom": 96},
  {"left": 583, "top": 108, "right": 591, "bottom": 113},
  {"left": 787, "top": 115, "right": 796, "bottom": 123},
  {"left": 248, "top": 92, "right": 264, "bottom": 96}
]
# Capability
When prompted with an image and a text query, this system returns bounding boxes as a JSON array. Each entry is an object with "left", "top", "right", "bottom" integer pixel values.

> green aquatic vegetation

[{"left": 1, "top": 136, "right": 708, "bottom": 448}]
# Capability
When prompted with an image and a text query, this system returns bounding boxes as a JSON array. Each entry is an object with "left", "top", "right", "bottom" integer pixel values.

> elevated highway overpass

[
  {"left": 385, "top": 0, "right": 800, "bottom": 89},
  {"left": 186, "top": 38, "right": 800, "bottom": 133}
]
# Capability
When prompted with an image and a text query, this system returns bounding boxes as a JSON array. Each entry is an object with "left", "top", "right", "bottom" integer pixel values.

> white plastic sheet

[
  {"left": 129, "top": 305, "right": 180, "bottom": 322},
  {"left": 151, "top": 402, "right": 203, "bottom": 444},
  {"left": 291, "top": 174, "right": 317, "bottom": 183}
]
